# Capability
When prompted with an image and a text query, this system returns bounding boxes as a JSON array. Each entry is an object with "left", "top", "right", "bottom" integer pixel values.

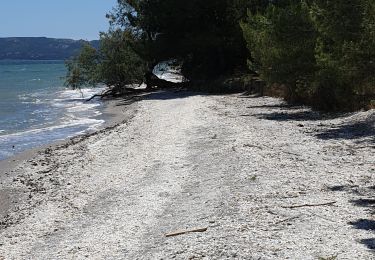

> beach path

[{"left": 0, "top": 91, "right": 374, "bottom": 259}]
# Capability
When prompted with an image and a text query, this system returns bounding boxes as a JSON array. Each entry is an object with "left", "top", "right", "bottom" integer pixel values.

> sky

[{"left": 0, "top": 0, "right": 118, "bottom": 40}]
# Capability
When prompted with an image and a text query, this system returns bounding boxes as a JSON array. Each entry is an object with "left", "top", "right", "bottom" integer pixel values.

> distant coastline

[{"left": 0, "top": 37, "right": 99, "bottom": 60}]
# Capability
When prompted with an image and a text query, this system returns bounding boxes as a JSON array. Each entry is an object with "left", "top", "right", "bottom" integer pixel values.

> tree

[
  {"left": 66, "top": 0, "right": 373, "bottom": 110},
  {"left": 97, "top": 29, "right": 147, "bottom": 92},
  {"left": 242, "top": 1, "right": 316, "bottom": 102},
  {"left": 241, "top": 0, "right": 375, "bottom": 110},
  {"left": 65, "top": 43, "right": 100, "bottom": 89},
  {"left": 65, "top": 30, "right": 147, "bottom": 95},
  {"left": 108, "top": 0, "right": 251, "bottom": 80},
  {"left": 310, "top": 0, "right": 375, "bottom": 110}
]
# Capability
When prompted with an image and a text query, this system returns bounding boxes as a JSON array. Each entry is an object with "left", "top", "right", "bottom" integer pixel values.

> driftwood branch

[
  {"left": 86, "top": 87, "right": 148, "bottom": 102},
  {"left": 86, "top": 89, "right": 113, "bottom": 102},
  {"left": 86, "top": 93, "right": 107, "bottom": 102},
  {"left": 274, "top": 215, "right": 301, "bottom": 225},
  {"left": 165, "top": 227, "right": 208, "bottom": 237},
  {"left": 281, "top": 201, "right": 336, "bottom": 209}
]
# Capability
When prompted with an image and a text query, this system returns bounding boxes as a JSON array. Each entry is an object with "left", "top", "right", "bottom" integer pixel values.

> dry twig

[
  {"left": 274, "top": 215, "right": 301, "bottom": 225},
  {"left": 282, "top": 201, "right": 336, "bottom": 209},
  {"left": 166, "top": 227, "right": 208, "bottom": 237}
]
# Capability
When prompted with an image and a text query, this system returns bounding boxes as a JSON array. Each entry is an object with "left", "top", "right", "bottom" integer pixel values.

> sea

[{"left": 0, "top": 60, "right": 107, "bottom": 161}]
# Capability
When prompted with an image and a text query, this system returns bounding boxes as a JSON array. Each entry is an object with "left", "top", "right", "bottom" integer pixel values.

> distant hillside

[{"left": 0, "top": 37, "right": 100, "bottom": 60}]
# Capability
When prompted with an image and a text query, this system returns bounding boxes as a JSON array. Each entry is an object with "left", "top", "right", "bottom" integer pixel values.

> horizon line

[{"left": 0, "top": 36, "right": 100, "bottom": 41}]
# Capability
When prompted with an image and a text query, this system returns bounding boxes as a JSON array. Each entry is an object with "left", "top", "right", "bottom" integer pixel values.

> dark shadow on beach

[
  {"left": 112, "top": 90, "right": 198, "bottom": 107},
  {"left": 360, "top": 239, "right": 375, "bottom": 250},
  {"left": 113, "top": 89, "right": 226, "bottom": 107},
  {"left": 349, "top": 198, "right": 375, "bottom": 252},
  {"left": 349, "top": 219, "right": 375, "bottom": 252},
  {"left": 144, "top": 90, "right": 204, "bottom": 100},
  {"left": 326, "top": 183, "right": 375, "bottom": 252},
  {"left": 246, "top": 104, "right": 300, "bottom": 110},
  {"left": 352, "top": 198, "right": 375, "bottom": 208},
  {"left": 251, "top": 103, "right": 374, "bottom": 143},
  {"left": 254, "top": 110, "right": 323, "bottom": 121},
  {"left": 327, "top": 185, "right": 360, "bottom": 193},
  {"left": 350, "top": 219, "right": 375, "bottom": 231},
  {"left": 315, "top": 121, "right": 375, "bottom": 143}
]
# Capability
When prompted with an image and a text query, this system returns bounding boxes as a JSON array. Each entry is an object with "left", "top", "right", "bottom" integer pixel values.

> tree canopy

[
  {"left": 66, "top": 0, "right": 374, "bottom": 111},
  {"left": 241, "top": 0, "right": 375, "bottom": 110}
]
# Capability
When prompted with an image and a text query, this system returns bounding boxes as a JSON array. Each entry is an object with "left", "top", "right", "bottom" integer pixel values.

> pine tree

[{"left": 242, "top": 1, "right": 316, "bottom": 102}]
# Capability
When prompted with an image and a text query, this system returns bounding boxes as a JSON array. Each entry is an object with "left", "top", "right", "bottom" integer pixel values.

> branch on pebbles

[
  {"left": 274, "top": 215, "right": 302, "bottom": 225},
  {"left": 281, "top": 201, "right": 337, "bottom": 209},
  {"left": 86, "top": 89, "right": 113, "bottom": 102},
  {"left": 166, "top": 227, "right": 208, "bottom": 237}
]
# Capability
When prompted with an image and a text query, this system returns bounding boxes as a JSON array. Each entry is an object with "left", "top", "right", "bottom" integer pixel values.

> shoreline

[
  {"left": 0, "top": 92, "right": 375, "bottom": 259},
  {"left": 0, "top": 96, "right": 134, "bottom": 170},
  {"left": 0, "top": 96, "right": 140, "bottom": 222},
  {"left": 0, "top": 91, "right": 373, "bottom": 258}
]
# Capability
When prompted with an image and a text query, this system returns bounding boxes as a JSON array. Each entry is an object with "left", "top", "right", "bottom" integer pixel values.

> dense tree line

[
  {"left": 66, "top": 0, "right": 252, "bottom": 92},
  {"left": 66, "top": 0, "right": 374, "bottom": 111},
  {"left": 242, "top": 0, "right": 375, "bottom": 110}
]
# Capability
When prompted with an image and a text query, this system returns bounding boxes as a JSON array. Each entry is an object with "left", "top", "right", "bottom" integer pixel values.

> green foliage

[
  {"left": 65, "top": 44, "right": 100, "bottom": 89},
  {"left": 98, "top": 30, "right": 147, "bottom": 90},
  {"left": 109, "top": 0, "right": 252, "bottom": 80},
  {"left": 310, "top": 0, "right": 375, "bottom": 110},
  {"left": 242, "top": 1, "right": 316, "bottom": 102},
  {"left": 65, "top": 30, "right": 146, "bottom": 91},
  {"left": 242, "top": 0, "right": 375, "bottom": 111},
  {"left": 67, "top": 0, "right": 374, "bottom": 110},
  {"left": 310, "top": 0, "right": 363, "bottom": 110},
  {"left": 361, "top": 0, "right": 375, "bottom": 96}
]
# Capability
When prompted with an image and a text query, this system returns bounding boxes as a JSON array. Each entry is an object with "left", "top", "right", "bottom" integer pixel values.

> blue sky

[{"left": 0, "top": 0, "right": 117, "bottom": 40}]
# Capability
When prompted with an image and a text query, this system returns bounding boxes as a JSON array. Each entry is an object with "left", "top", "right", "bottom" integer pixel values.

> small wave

[
  {"left": 20, "top": 98, "right": 44, "bottom": 105},
  {"left": 18, "top": 91, "right": 48, "bottom": 99},
  {"left": 0, "top": 117, "right": 104, "bottom": 161},
  {"left": 58, "top": 87, "right": 107, "bottom": 100},
  {"left": 30, "top": 107, "right": 49, "bottom": 115},
  {"left": 19, "top": 96, "right": 29, "bottom": 101},
  {"left": 33, "top": 99, "right": 43, "bottom": 104},
  {"left": 1, "top": 84, "right": 108, "bottom": 160},
  {"left": 51, "top": 88, "right": 105, "bottom": 114},
  {"left": 1, "top": 68, "right": 28, "bottom": 73},
  {"left": 0, "top": 118, "right": 105, "bottom": 140}
]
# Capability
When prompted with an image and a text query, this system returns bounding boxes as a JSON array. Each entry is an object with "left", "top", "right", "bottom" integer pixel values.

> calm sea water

[{"left": 0, "top": 60, "right": 106, "bottom": 160}]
